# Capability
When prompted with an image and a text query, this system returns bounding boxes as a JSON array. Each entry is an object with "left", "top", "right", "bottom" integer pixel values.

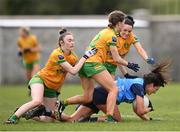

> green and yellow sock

[
  {"left": 63, "top": 100, "right": 69, "bottom": 107},
  {"left": 9, "top": 114, "right": 18, "bottom": 122},
  {"left": 107, "top": 114, "right": 114, "bottom": 121}
]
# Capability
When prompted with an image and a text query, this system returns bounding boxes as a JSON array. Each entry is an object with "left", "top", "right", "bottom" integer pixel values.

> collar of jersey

[
  {"left": 59, "top": 47, "right": 72, "bottom": 56},
  {"left": 113, "top": 28, "right": 120, "bottom": 37}
]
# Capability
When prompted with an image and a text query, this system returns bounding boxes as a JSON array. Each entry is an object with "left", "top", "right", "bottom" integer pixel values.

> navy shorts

[{"left": 83, "top": 86, "right": 109, "bottom": 113}]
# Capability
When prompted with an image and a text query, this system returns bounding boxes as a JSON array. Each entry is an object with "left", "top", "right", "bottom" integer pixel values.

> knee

[
  {"left": 109, "top": 85, "right": 118, "bottom": 95},
  {"left": 82, "top": 96, "right": 92, "bottom": 104}
]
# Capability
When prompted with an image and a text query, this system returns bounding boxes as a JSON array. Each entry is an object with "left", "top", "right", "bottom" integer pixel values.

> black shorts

[{"left": 83, "top": 86, "right": 109, "bottom": 113}]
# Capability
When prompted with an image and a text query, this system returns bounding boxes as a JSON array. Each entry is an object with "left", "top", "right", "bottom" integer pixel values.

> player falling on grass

[
  {"left": 22, "top": 60, "right": 170, "bottom": 122},
  {"left": 17, "top": 27, "right": 41, "bottom": 81},
  {"left": 59, "top": 10, "right": 140, "bottom": 122},
  {"left": 61, "top": 60, "right": 171, "bottom": 122},
  {"left": 105, "top": 15, "right": 155, "bottom": 79},
  {"left": 5, "top": 28, "right": 97, "bottom": 124}
]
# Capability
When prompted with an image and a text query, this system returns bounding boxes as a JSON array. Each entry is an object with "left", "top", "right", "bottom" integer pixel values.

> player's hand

[
  {"left": 148, "top": 99, "right": 154, "bottom": 112},
  {"left": 18, "top": 51, "right": 22, "bottom": 57},
  {"left": 146, "top": 58, "right": 155, "bottom": 64},
  {"left": 127, "top": 62, "right": 140, "bottom": 72},
  {"left": 83, "top": 48, "right": 98, "bottom": 59},
  {"left": 23, "top": 48, "right": 31, "bottom": 53},
  {"left": 124, "top": 73, "right": 138, "bottom": 79}
]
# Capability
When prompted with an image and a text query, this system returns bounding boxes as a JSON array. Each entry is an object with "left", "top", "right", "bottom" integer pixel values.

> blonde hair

[{"left": 20, "top": 26, "right": 30, "bottom": 35}]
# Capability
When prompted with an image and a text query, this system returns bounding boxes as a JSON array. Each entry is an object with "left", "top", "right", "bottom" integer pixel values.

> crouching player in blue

[{"left": 64, "top": 60, "right": 171, "bottom": 122}]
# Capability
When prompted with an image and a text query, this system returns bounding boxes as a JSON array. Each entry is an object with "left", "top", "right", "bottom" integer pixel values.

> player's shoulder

[
  {"left": 17, "top": 37, "right": 23, "bottom": 42},
  {"left": 49, "top": 48, "right": 66, "bottom": 62},
  {"left": 132, "top": 78, "right": 144, "bottom": 85},
  {"left": 101, "top": 28, "right": 115, "bottom": 37},
  {"left": 29, "top": 34, "right": 36, "bottom": 39},
  {"left": 50, "top": 48, "right": 64, "bottom": 58},
  {"left": 129, "top": 32, "right": 139, "bottom": 43}
]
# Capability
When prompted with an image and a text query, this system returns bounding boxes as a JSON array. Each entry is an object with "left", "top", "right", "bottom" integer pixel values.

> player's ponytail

[
  {"left": 143, "top": 59, "right": 171, "bottom": 87},
  {"left": 59, "top": 28, "right": 67, "bottom": 35},
  {"left": 124, "top": 15, "right": 135, "bottom": 28}
]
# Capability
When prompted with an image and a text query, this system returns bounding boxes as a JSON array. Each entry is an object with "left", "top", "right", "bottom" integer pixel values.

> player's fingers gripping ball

[{"left": 133, "top": 96, "right": 154, "bottom": 112}]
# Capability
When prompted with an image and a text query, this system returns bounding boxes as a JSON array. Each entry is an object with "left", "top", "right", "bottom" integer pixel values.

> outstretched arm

[
  {"left": 60, "top": 48, "right": 97, "bottom": 75},
  {"left": 60, "top": 57, "right": 86, "bottom": 75},
  {"left": 110, "top": 46, "right": 128, "bottom": 66},
  {"left": 134, "top": 42, "right": 155, "bottom": 64},
  {"left": 134, "top": 42, "right": 148, "bottom": 61},
  {"left": 110, "top": 45, "right": 140, "bottom": 72}
]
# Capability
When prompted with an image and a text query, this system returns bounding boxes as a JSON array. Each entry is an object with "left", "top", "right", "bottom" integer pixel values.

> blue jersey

[{"left": 116, "top": 77, "right": 145, "bottom": 104}]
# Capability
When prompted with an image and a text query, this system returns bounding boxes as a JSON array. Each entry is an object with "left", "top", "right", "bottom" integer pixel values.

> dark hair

[
  {"left": 143, "top": 60, "right": 171, "bottom": 87},
  {"left": 124, "top": 15, "right": 135, "bottom": 28},
  {"left": 58, "top": 28, "right": 72, "bottom": 47},
  {"left": 108, "top": 10, "right": 125, "bottom": 28}
]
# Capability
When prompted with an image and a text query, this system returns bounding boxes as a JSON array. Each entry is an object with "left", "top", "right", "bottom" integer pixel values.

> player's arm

[
  {"left": 133, "top": 96, "right": 151, "bottom": 120},
  {"left": 110, "top": 45, "right": 128, "bottom": 66},
  {"left": 17, "top": 41, "right": 23, "bottom": 56},
  {"left": 29, "top": 36, "right": 41, "bottom": 52},
  {"left": 130, "top": 84, "right": 151, "bottom": 119},
  {"left": 134, "top": 42, "right": 155, "bottom": 64},
  {"left": 118, "top": 65, "right": 128, "bottom": 76},
  {"left": 60, "top": 58, "right": 86, "bottom": 75},
  {"left": 118, "top": 65, "right": 138, "bottom": 78},
  {"left": 30, "top": 43, "right": 41, "bottom": 52},
  {"left": 110, "top": 46, "right": 140, "bottom": 72},
  {"left": 132, "top": 106, "right": 151, "bottom": 121},
  {"left": 134, "top": 42, "right": 148, "bottom": 61},
  {"left": 60, "top": 48, "right": 97, "bottom": 75}
]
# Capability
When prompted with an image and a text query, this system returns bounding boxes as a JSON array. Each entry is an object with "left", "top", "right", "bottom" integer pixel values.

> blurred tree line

[{"left": 0, "top": 0, "right": 180, "bottom": 15}]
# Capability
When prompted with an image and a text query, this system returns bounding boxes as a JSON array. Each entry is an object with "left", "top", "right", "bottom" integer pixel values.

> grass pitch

[{"left": 0, "top": 83, "right": 180, "bottom": 131}]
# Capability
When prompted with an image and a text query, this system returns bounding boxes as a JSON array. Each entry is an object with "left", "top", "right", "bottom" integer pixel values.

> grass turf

[{"left": 0, "top": 83, "right": 180, "bottom": 131}]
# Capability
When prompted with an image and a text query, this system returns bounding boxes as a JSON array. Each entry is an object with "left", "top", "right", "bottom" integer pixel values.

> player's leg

[
  {"left": 65, "top": 77, "right": 94, "bottom": 104},
  {"left": 43, "top": 97, "right": 57, "bottom": 110},
  {"left": 29, "top": 97, "right": 57, "bottom": 122},
  {"left": 5, "top": 83, "right": 44, "bottom": 124},
  {"left": 69, "top": 105, "right": 94, "bottom": 122},
  {"left": 23, "top": 89, "right": 60, "bottom": 122},
  {"left": 24, "top": 62, "right": 33, "bottom": 81},
  {"left": 26, "top": 69, "right": 32, "bottom": 81},
  {"left": 96, "top": 104, "right": 121, "bottom": 122},
  {"left": 39, "top": 97, "right": 57, "bottom": 122},
  {"left": 92, "top": 70, "right": 118, "bottom": 121}
]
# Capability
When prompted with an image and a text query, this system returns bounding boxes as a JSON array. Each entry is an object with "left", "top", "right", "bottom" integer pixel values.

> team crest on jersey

[
  {"left": 112, "top": 37, "right": 117, "bottom": 42},
  {"left": 58, "top": 55, "right": 64, "bottom": 60}
]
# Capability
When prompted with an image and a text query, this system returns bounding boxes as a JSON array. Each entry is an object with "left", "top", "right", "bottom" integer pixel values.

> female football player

[
  {"left": 61, "top": 10, "right": 140, "bottom": 122},
  {"left": 105, "top": 15, "right": 155, "bottom": 79},
  {"left": 64, "top": 60, "right": 171, "bottom": 122},
  {"left": 17, "top": 27, "right": 41, "bottom": 81},
  {"left": 5, "top": 28, "right": 97, "bottom": 124}
]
